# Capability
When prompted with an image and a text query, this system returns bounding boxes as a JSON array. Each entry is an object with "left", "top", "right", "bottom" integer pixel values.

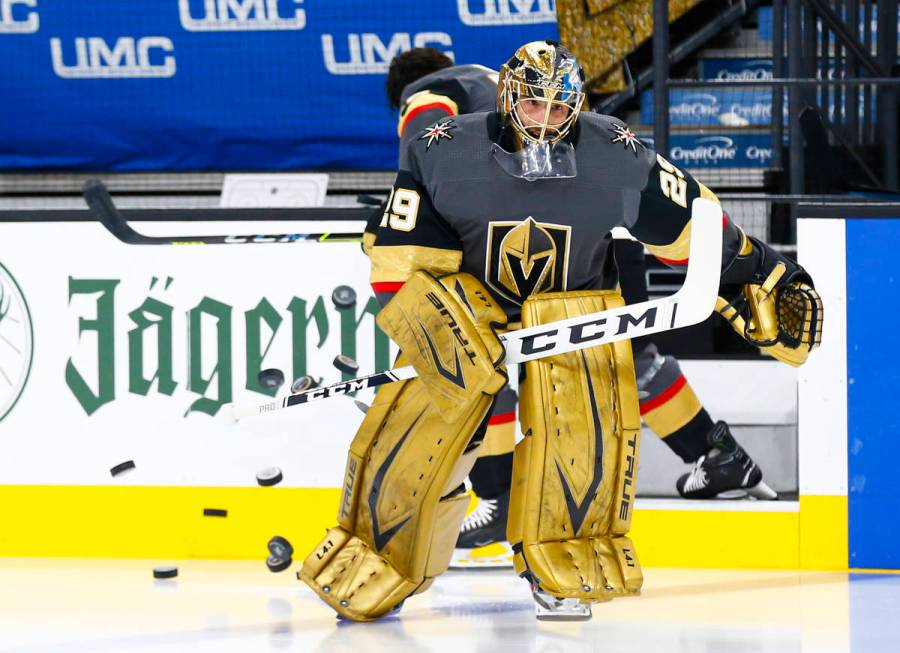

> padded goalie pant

[
  {"left": 508, "top": 290, "right": 644, "bottom": 601},
  {"left": 300, "top": 273, "right": 507, "bottom": 621}
]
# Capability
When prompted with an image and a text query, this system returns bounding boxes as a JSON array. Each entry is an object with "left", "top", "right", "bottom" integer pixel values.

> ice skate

[
  {"left": 450, "top": 490, "right": 513, "bottom": 569},
  {"left": 677, "top": 421, "right": 778, "bottom": 500}
]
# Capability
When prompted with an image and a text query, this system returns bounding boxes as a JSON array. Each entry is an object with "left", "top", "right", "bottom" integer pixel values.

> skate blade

[
  {"left": 714, "top": 480, "right": 778, "bottom": 500},
  {"left": 449, "top": 541, "right": 514, "bottom": 570},
  {"left": 746, "top": 480, "right": 778, "bottom": 500},
  {"left": 534, "top": 598, "right": 592, "bottom": 621}
]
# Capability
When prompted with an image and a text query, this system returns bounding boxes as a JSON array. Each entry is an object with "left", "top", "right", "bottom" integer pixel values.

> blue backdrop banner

[
  {"left": 639, "top": 132, "right": 774, "bottom": 168},
  {"left": 0, "top": 1, "right": 558, "bottom": 171}
]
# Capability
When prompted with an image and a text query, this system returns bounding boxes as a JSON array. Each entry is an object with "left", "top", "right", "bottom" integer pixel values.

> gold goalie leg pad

[
  {"left": 300, "top": 273, "right": 507, "bottom": 621},
  {"left": 508, "top": 290, "right": 644, "bottom": 602}
]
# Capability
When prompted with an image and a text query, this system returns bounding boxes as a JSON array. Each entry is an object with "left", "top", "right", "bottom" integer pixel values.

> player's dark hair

[{"left": 386, "top": 48, "right": 454, "bottom": 110}]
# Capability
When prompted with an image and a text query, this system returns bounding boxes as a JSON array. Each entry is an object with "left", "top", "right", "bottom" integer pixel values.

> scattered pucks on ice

[
  {"left": 268, "top": 535, "right": 294, "bottom": 560},
  {"left": 258, "top": 368, "right": 285, "bottom": 390},
  {"left": 153, "top": 566, "right": 178, "bottom": 579},
  {"left": 290, "top": 375, "right": 317, "bottom": 394},
  {"left": 333, "top": 355, "right": 359, "bottom": 375},
  {"left": 109, "top": 460, "right": 136, "bottom": 477},
  {"left": 256, "top": 467, "right": 283, "bottom": 487},
  {"left": 331, "top": 285, "right": 357, "bottom": 309},
  {"left": 266, "top": 555, "right": 292, "bottom": 573}
]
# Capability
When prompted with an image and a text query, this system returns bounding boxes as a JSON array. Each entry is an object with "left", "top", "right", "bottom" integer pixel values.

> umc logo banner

[
  {"left": 0, "top": 0, "right": 37, "bottom": 33},
  {"left": 457, "top": 0, "right": 557, "bottom": 26},
  {"left": 50, "top": 37, "right": 176, "bottom": 79},
  {"left": 0, "top": 1, "right": 558, "bottom": 170},
  {"left": 178, "top": 0, "right": 306, "bottom": 32},
  {"left": 323, "top": 32, "right": 454, "bottom": 75}
]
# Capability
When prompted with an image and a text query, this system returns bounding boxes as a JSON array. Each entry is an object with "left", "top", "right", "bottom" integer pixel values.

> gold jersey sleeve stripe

[
  {"left": 738, "top": 225, "right": 753, "bottom": 255},
  {"left": 480, "top": 418, "right": 516, "bottom": 456},
  {"left": 362, "top": 231, "right": 376, "bottom": 257},
  {"left": 640, "top": 376, "right": 704, "bottom": 437},
  {"left": 644, "top": 220, "right": 693, "bottom": 264},
  {"left": 369, "top": 244, "right": 462, "bottom": 284},
  {"left": 697, "top": 181, "right": 720, "bottom": 204},
  {"left": 644, "top": 185, "right": 732, "bottom": 265},
  {"left": 398, "top": 91, "right": 460, "bottom": 137}
]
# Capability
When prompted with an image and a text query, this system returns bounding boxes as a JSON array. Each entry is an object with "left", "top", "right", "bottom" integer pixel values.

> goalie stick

[
  {"left": 82, "top": 179, "right": 363, "bottom": 245},
  {"left": 225, "top": 197, "right": 723, "bottom": 421}
]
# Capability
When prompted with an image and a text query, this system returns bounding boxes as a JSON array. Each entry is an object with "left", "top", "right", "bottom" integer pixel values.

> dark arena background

[{"left": 0, "top": 1, "right": 898, "bottom": 650}]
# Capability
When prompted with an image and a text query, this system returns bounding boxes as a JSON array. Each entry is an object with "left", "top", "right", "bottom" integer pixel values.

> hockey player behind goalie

[{"left": 300, "top": 41, "right": 822, "bottom": 622}]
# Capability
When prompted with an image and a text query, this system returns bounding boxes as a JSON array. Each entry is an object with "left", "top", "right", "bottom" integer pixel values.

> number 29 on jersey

[{"left": 381, "top": 188, "right": 421, "bottom": 232}]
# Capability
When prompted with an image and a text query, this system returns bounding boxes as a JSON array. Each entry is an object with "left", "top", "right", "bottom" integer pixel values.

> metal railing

[{"left": 646, "top": 0, "right": 899, "bottom": 242}]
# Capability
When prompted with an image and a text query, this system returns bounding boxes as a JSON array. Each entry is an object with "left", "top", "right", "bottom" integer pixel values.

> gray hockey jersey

[{"left": 371, "top": 110, "right": 755, "bottom": 322}]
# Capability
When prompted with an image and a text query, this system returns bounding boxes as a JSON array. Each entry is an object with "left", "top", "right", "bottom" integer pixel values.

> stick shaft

[
  {"left": 227, "top": 197, "right": 723, "bottom": 420},
  {"left": 82, "top": 179, "right": 363, "bottom": 245}
]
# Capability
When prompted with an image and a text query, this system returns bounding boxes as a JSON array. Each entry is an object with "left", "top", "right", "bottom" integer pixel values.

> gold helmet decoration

[{"left": 497, "top": 40, "right": 586, "bottom": 146}]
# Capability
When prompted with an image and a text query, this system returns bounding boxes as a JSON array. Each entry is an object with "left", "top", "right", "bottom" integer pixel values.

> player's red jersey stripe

[
  {"left": 488, "top": 411, "right": 516, "bottom": 426},
  {"left": 371, "top": 281, "right": 404, "bottom": 293},
  {"left": 656, "top": 255, "right": 689, "bottom": 266},
  {"left": 399, "top": 102, "right": 456, "bottom": 136},
  {"left": 654, "top": 214, "right": 729, "bottom": 266},
  {"left": 640, "top": 374, "right": 688, "bottom": 414}
]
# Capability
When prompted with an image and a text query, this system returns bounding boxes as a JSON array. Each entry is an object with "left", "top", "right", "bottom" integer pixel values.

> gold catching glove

[{"left": 717, "top": 262, "right": 823, "bottom": 366}]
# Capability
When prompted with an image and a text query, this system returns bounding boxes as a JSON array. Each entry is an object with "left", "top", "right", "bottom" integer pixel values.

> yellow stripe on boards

[
  {"left": 0, "top": 485, "right": 340, "bottom": 559},
  {"left": 631, "top": 505, "right": 800, "bottom": 569},
  {"left": 0, "top": 487, "right": 851, "bottom": 571},
  {"left": 800, "top": 494, "right": 848, "bottom": 570}
]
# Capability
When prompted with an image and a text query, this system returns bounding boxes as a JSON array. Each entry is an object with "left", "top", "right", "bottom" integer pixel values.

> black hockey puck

[
  {"left": 266, "top": 555, "right": 292, "bottom": 573},
  {"left": 256, "top": 467, "right": 283, "bottom": 487},
  {"left": 331, "top": 285, "right": 357, "bottom": 309},
  {"left": 268, "top": 535, "right": 294, "bottom": 559},
  {"left": 290, "top": 375, "right": 318, "bottom": 394},
  {"left": 258, "top": 368, "right": 285, "bottom": 390},
  {"left": 203, "top": 508, "right": 228, "bottom": 518},
  {"left": 333, "top": 355, "right": 359, "bottom": 375},
  {"left": 153, "top": 566, "right": 178, "bottom": 579},
  {"left": 110, "top": 460, "right": 136, "bottom": 477}
]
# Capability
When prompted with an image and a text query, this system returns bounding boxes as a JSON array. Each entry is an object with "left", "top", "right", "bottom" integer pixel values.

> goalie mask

[{"left": 493, "top": 40, "right": 586, "bottom": 181}]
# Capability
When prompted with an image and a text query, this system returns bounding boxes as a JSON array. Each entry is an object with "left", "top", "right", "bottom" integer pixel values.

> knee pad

[
  {"left": 508, "top": 290, "right": 643, "bottom": 602},
  {"left": 300, "top": 274, "right": 507, "bottom": 621}
]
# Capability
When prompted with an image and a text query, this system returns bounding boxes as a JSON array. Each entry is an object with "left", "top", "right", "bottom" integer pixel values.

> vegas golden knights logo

[{"left": 485, "top": 217, "right": 570, "bottom": 305}]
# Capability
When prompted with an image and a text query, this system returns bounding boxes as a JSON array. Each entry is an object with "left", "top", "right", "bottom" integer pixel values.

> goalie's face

[
  {"left": 506, "top": 78, "right": 583, "bottom": 145},
  {"left": 514, "top": 97, "right": 572, "bottom": 138}
]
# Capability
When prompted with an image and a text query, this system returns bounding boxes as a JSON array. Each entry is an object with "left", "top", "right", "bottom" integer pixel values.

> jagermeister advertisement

[{"left": 0, "top": 221, "right": 392, "bottom": 487}]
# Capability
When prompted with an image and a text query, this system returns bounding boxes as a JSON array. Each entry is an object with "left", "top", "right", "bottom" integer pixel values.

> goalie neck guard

[{"left": 494, "top": 40, "right": 586, "bottom": 181}]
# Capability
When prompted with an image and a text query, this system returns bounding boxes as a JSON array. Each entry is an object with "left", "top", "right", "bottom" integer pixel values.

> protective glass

[{"left": 491, "top": 139, "right": 578, "bottom": 181}]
